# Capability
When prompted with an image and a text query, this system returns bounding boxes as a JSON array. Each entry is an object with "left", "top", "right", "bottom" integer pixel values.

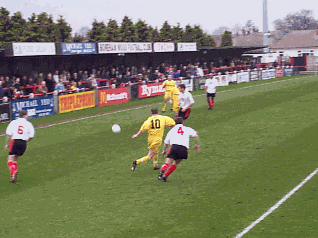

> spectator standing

[
  {"left": 82, "top": 71, "right": 88, "bottom": 81},
  {"left": 45, "top": 73, "right": 55, "bottom": 93},
  {"left": 109, "top": 68, "right": 116, "bottom": 79},
  {"left": 180, "top": 66, "right": 188, "bottom": 78},
  {"left": 54, "top": 80, "right": 65, "bottom": 93},
  {"left": 36, "top": 81, "right": 48, "bottom": 95},
  {"left": 72, "top": 72, "right": 80, "bottom": 82},
  {"left": 196, "top": 66, "right": 204, "bottom": 77},
  {"left": 122, "top": 72, "right": 131, "bottom": 84},
  {"left": 53, "top": 71, "right": 59, "bottom": 84},
  {"left": 36, "top": 73, "right": 44, "bottom": 85},
  {"left": 174, "top": 70, "right": 181, "bottom": 79},
  {"left": 13, "top": 78, "right": 21, "bottom": 92},
  {"left": 0, "top": 81, "right": 5, "bottom": 99}
]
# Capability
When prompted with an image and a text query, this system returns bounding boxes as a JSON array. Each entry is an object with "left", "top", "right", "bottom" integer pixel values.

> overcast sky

[{"left": 1, "top": 0, "right": 318, "bottom": 35}]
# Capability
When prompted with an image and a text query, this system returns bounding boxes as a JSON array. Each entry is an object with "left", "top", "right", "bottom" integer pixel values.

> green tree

[
  {"left": 72, "top": 33, "right": 84, "bottom": 42},
  {"left": 171, "top": 23, "right": 183, "bottom": 43},
  {"left": 105, "top": 19, "right": 119, "bottom": 42},
  {"left": 0, "top": 7, "right": 11, "bottom": 46},
  {"left": 182, "top": 24, "right": 195, "bottom": 42},
  {"left": 36, "top": 12, "right": 53, "bottom": 41},
  {"left": 87, "top": 19, "right": 106, "bottom": 42},
  {"left": 159, "top": 21, "right": 173, "bottom": 42},
  {"left": 148, "top": 26, "right": 160, "bottom": 42},
  {"left": 6, "top": 12, "right": 27, "bottom": 42},
  {"left": 55, "top": 15, "right": 72, "bottom": 42},
  {"left": 25, "top": 13, "right": 38, "bottom": 42},
  {"left": 220, "top": 30, "right": 233, "bottom": 47},
  {"left": 135, "top": 19, "right": 149, "bottom": 42},
  {"left": 192, "top": 25, "right": 204, "bottom": 48},
  {"left": 201, "top": 34, "right": 216, "bottom": 47},
  {"left": 119, "top": 15, "right": 137, "bottom": 42}
]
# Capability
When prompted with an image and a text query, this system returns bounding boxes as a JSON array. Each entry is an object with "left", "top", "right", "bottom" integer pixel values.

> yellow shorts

[
  {"left": 164, "top": 91, "right": 172, "bottom": 99},
  {"left": 172, "top": 97, "right": 180, "bottom": 112},
  {"left": 148, "top": 137, "right": 162, "bottom": 154}
]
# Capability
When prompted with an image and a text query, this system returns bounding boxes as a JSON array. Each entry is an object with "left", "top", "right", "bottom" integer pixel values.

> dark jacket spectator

[
  {"left": 0, "top": 81, "right": 4, "bottom": 98},
  {"left": 72, "top": 73, "right": 80, "bottom": 82},
  {"left": 45, "top": 74, "right": 55, "bottom": 92},
  {"left": 109, "top": 68, "right": 116, "bottom": 79},
  {"left": 13, "top": 78, "right": 21, "bottom": 91},
  {"left": 82, "top": 71, "right": 88, "bottom": 81}
]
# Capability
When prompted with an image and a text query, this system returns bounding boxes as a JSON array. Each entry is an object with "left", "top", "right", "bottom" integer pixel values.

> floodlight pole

[{"left": 263, "top": 0, "right": 269, "bottom": 53}]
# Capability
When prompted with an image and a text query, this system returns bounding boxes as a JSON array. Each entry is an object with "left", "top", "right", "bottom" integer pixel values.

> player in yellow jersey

[
  {"left": 161, "top": 75, "right": 175, "bottom": 113},
  {"left": 131, "top": 107, "right": 175, "bottom": 171},
  {"left": 171, "top": 79, "right": 182, "bottom": 118}
]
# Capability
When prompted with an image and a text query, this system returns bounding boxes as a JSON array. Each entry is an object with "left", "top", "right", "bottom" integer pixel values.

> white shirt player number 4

[{"left": 164, "top": 124, "right": 198, "bottom": 150}]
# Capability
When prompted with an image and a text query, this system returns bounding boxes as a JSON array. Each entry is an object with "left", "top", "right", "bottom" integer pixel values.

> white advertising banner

[
  {"left": 228, "top": 73, "right": 237, "bottom": 83},
  {"left": 177, "top": 43, "right": 197, "bottom": 52},
  {"left": 12, "top": 43, "right": 56, "bottom": 56},
  {"left": 250, "top": 71, "right": 259, "bottom": 81},
  {"left": 215, "top": 75, "right": 229, "bottom": 86},
  {"left": 98, "top": 42, "right": 152, "bottom": 54},
  {"left": 237, "top": 72, "right": 249, "bottom": 84},
  {"left": 261, "top": 69, "right": 276, "bottom": 80},
  {"left": 181, "top": 79, "right": 193, "bottom": 91},
  {"left": 153, "top": 42, "right": 175, "bottom": 52},
  {"left": 269, "top": 69, "right": 276, "bottom": 78}
]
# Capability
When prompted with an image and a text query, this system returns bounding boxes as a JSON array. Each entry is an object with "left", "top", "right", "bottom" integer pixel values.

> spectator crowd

[{"left": 0, "top": 56, "right": 260, "bottom": 102}]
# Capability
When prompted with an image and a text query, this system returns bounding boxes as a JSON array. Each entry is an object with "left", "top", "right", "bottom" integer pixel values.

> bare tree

[
  {"left": 243, "top": 20, "right": 259, "bottom": 35},
  {"left": 274, "top": 9, "right": 318, "bottom": 38},
  {"left": 212, "top": 26, "right": 229, "bottom": 35}
]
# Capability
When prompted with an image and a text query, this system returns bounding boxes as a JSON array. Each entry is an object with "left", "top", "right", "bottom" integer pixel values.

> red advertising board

[
  {"left": 98, "top": 87, "right": 129, "bottom": 107},
  {"left": 138, "top": 83, "right": 165, "bottom": 99},
  {"left": 275, "top": 68, "right": 284, "bottom": 78}
]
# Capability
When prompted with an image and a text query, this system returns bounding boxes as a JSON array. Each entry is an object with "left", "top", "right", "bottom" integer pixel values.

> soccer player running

[
  {"left": 161, "top": 75, "right": 175, "bottom": 113},
  {"left": 158, "top": 117, "right": 199, "bottom": 182},
  {"left": 170, "top": 79, "right": 182, "bottom": 118},
  {"left": 205, "top": 75, "right": 218, "bottom": 110},
  {"left": 131, "top": 107, "right": 175, "bottom": 171},
  {"left": 178, "top": 84, "right": 195, "bottom": 120},
  {"left": 5, "top": 110, "right": 35, "bottom": 183}
]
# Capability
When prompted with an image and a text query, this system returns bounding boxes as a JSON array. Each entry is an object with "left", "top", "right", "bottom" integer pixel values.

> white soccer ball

[{"left": 112, "top": 124, "right": 121, "bottom": 133}]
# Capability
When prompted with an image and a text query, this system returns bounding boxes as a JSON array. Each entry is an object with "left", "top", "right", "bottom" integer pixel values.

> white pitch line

[
  {"left": 0, "top": 77, "right": 302, "bottom": 136},
  {"left": 235, "top": 168, "right": 318, "bottom": 238}
]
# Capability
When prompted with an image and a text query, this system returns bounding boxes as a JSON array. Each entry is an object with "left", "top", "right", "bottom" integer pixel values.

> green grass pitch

[{"left": 0, "top": 75, "right": 317, "bottom": 237}]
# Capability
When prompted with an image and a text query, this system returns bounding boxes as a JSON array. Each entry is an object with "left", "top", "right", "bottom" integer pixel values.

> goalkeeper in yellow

[
  {"left": 131, "top": 107, "right": 175, "bottom": 171},
  {"left": 161, "top": 75, "right": 175, "bottom": 113}
]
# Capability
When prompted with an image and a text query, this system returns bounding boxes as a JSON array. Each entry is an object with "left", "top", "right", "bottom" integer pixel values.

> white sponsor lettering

[
  {"left": 141, "top": 85, "right": 165, "bottom": 97},
  {"left": 106, "top": 92, "right": 128, "bottom": 101},
  {"left": 13, "top": 100, "right": 39, "bottom": 112}
]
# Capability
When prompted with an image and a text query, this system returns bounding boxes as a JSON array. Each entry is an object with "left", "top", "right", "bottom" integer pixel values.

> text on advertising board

[
  {"left": 138, "top": 83, "right": 165, "bottom": 98},
  {"left": 98, "top": 88, "right": 129, "bottom": 107},
  {"left": 11, "top": 96, "right": 54, "bottom": 119},
  {"left": 59, "top": 91, "right": 95, "bottom": 113}
]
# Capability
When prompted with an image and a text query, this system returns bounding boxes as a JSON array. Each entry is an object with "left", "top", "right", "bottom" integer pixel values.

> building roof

[{"left": 270, "top": 30, "right": 318, "bottom": 49}]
